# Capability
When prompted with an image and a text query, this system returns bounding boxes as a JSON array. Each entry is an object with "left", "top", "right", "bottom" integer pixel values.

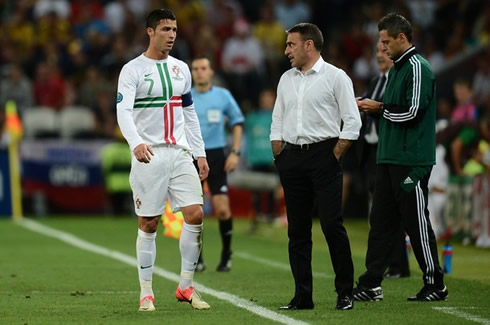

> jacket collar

[{"left": 393, "top": 46, "right": 417, "bottom": 70}]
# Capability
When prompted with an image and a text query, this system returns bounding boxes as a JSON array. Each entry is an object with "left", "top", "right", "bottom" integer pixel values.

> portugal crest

[{"left": 172, "top": 65, "right": 184, "bottom": 81}]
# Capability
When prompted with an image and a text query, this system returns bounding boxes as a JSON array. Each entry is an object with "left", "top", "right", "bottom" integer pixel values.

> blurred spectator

[
  {"left": 438, "top": 118, "right": 490, "bottom": 176},
  {"left": 423, "top": 37, "right": 445, "bottom": 73},
  {"left": 205, "top": 0, "right": 242, "bottom": 40},
  {"left": 100, "top": 127, "right": 133, "bottom": 215},
  {"left": 73, "top": 3, "right": 111, "bottom": 65},
  {"left": 192, "top": 23, "right": 222, "bottom": 69},
  {"left": 64, "top": 39, "right": 88, "bottom": 84},
  {"left": 451, "top": 78, "right": 477, "bottom": 122},
  {"left": 0, "top": 41, "right": 17, "bottom": 76},
  {"left": 472, "top": 49, "right": 490, "bottom": 109},
  {"left": 33, "top": 61, "right": 66, "bottom": 110},
  {"left": 406, "top": 0, "right": 436, "bottom": 32},
  {"left": 274, "top": 0, "right": 311, "bottom": 30},
  {"left": 221, "top": 17, "right": 264, "bottom": 110},
  {"left": 125, "top": 0, "right": 151, "bottom": 22},
  {"left": 70, "top": 0, "right": 104, "bottom": 25},
  {"left": 352, "top": 43, "right": 376, "bottom": 83},
  {"left": 245, "top": 89, "right": 278, "bottom": 229},
  {"left": 472, "top": 2, "right": 490, "bottom": 44},
  {"left": 33, "top": 0, "right": 70, "bottom": 20},
  {"left": 35, "top": 9, "right": 71, "bottom": 47},
  {"left": 100, "top": 34, "right": 131, "bottom": 81},
  {"left": 164, "top": 0, "right": 205, "bottom": 42},
  {"left": 362, "top": 2, "right": 386, "bottom": 42},
  {"left": 341, "top": 23, "right": 372, "bottom": 63},
  {"left": 104, "top": 0, "right": 127, "bottom": 34},
  {"left": 93, "top": 90, "right": 117, "bottom": 139},
  {"left": 4, "top": 5, "right": 35, "bottom": 62},
  {"left": 77, "top": 65, "right": 112, "bottom": 110},
  {"left": 463, "top": 140, "right": 490, "bottom": 176},
  {"left": 253, "top": 2, "right": 287, "bottom": 86},
  {"left": 0, "top": 63, "right": 34, "bottom": 117},
  {"left": 428, "top": 144, "right": 449, "bottom": 239}
]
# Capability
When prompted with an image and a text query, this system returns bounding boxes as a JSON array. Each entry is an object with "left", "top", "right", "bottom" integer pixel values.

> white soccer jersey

[{"left": 116, "top": 54, "right": 205, "bottom": 158}]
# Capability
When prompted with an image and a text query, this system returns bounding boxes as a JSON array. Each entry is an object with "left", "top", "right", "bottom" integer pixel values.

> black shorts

[{"left": 196, "top": 148, "right": 228, "bottom": 195}]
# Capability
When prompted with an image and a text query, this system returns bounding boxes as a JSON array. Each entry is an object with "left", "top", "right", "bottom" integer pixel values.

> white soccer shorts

[{"left": 129, "top": 146, "right": 203, "bottom": 216}]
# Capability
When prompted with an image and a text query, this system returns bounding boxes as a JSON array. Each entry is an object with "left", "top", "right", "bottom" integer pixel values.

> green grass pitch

[{"left": 0, "top": 216, "right": 489, "bottom": 324}]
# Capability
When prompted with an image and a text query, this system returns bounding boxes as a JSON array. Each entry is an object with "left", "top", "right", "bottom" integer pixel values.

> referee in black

[
  {"left": 354, "top": 13, "right": 447, "bottom": 302},
  {"left": 270, "top": 23, "right": 361, "bottom": 311}
]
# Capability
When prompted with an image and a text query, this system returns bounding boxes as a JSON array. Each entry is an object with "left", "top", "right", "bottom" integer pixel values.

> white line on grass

[
  {"left": 432, "top": 307, "right": 490, "bottom": 324},
  {"left": 235, "top": 251, "right": 333, "bottom": 279},
  {"left": 18, "top": 219, "right": 309, "bottom": 325},
  {"left": 0, "top": 290, "right": 139, "bottom": 295}
]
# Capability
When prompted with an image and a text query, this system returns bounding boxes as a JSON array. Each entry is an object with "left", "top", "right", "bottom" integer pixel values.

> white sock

[
  {"left": 179, "top": 222, "right": 203, "bottom": 289},
  {"left": 136, "top": 228, "right": 157, "bottom": 299}
]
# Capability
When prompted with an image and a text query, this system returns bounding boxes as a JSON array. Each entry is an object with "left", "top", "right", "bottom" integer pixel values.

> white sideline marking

[
  {"left": 432, "top": 307, "right": 490, "bottom": 324},
  {"left": 18, "top": 219, "right": 309, "bottom": 325},
  {"left": 0, "top": 290, "right": 139, "bottom": 295},
  {"left": 235, "top": 251, "right": 333, "bottom": 279}
]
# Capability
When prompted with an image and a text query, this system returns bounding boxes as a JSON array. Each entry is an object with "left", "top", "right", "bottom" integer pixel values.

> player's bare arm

[
  {"left": 224, "top": 124, "right": 243, "bottom": 172},
  {"left": 197, "top": 156, "right": 209, "bottom": 181}
]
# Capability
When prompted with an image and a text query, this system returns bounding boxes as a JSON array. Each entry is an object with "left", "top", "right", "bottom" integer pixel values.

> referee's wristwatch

[{"left": 231, "top": 149, "right": 241, "bottom": 156}]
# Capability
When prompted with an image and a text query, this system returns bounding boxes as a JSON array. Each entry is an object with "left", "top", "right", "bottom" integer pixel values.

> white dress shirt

[{"left": 270, "top": 56, "right": 361, "bottom": 145}]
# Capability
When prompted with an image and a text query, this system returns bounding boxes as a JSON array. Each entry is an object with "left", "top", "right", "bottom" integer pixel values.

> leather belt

[{"left": 284, "top": 139, "right": 336, "bottom": 151}]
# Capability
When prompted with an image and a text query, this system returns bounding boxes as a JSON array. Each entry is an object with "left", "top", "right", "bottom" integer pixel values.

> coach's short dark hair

[
  {"left": 146, "top": 8, "right": 176, "bottom": 29},
  {"left": 287, "top": 23, "right": 324, "bottom": 52},
  {"left": 378, "top": 12, "right": 412, "bottom": 42}
]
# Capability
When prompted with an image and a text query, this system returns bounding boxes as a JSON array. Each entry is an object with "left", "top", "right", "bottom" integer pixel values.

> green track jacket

[{"left": 378, "top": 47, "right": 436, "bottom": 166}]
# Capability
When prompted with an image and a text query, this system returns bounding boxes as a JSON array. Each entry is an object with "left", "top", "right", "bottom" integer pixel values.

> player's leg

[
  {"left": 169, "top": 149, "right": 210, "bottom": 309},
  {"left": 398, "top": 167, "right": 446, "bottom": 301},
  {"left": 207, "top": 149, "right": 233, "bottom": 271},
  {"left": 355, "top": 164, "right": 399, "bottom": 301},
  {"left": 314, "top": 146, "right": 354, "bottom": 310},
  {"left": 211, "top": 194, "right": 233, "bottom": 271},
  {"left": 130, "top": 146, "right": 169, "bottom": 311},
  {"left": 137, "top": 216, "right": 159, "bottom": 311}
]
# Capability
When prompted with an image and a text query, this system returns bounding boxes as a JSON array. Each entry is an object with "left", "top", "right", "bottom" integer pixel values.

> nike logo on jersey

[
  {"left": 144, "top": 73, "right": 153, "bottom": 77},
  {"left": 140, "top": 265, "right": 152, "bottom": 269},
  {"left": 403, "top": 177, "right": 414, "bottom": 184}
]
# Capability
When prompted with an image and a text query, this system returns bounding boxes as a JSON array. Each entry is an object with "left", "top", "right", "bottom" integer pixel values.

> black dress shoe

[
  {"left": 279, "top": 299, "right": 314, "bottom": 310},
  {"left": 336, "top": 296, "right": 353, "bottom": 310}
]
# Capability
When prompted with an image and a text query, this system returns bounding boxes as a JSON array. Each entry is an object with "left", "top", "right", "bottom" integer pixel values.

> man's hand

[
  {"left": 357, "top": 98, "right": 383, "bottom": 114},
  {"left": 333, "top": 139, "right": 352, "bottom": 161},
  {"left": 133, "top": 143, "right": 154, "bottom": 163},
  {"left": 224, "top": 152, "right": 239, "bottom": 172},
  {"left": 271, "top": 140, "right": 285, "bottom": 158},
  {"left": 197, "top": 157, "right": 210, "bottom": 181}
]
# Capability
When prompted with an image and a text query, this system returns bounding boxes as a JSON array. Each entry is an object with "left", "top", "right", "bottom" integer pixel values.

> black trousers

[
  {"left": 359, "top": 164, "right": 444, "bottom": 288},
  {"left": 275, "top": 139, "right": 354, "bottom": 300}
]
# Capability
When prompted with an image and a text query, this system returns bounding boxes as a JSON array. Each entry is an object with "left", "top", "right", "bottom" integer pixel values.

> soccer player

[
  {"left": 190, "top": 57, "right": 244, "bottom": 272},
  {"left": 116, "top": 9, "right": 210, "bottom": 311}
]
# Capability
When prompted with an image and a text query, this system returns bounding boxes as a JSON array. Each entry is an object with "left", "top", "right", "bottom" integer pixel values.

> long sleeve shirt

[
  {"left": 270, "top": 56, "right": 361, "bottom": 145},
  {"left": 116, "top": 54, "right": 205, "bottom": 158}
]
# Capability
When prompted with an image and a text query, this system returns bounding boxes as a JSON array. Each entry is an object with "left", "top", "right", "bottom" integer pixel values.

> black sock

[{"left": 219, "top": 218, "right": 232, "bottom": 257}]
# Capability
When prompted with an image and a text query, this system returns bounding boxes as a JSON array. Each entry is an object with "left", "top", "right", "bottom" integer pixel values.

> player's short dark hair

[
  {"left": 378, "top": 12, "right": 412, "bottom": 42},
  {"left": 287, "top": 23, "right": 324, "bottom": 52},
  {"left": 191, "top": 56, "right": 213, "bottom": 68},
  {"left": 146, "top": 8, "right": 176, "bottom": 30}
]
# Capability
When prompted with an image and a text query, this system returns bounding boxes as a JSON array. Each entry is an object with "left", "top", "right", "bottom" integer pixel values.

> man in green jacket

[{"left": 353, "top": 12, "right": 447, "bottom": 302}]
